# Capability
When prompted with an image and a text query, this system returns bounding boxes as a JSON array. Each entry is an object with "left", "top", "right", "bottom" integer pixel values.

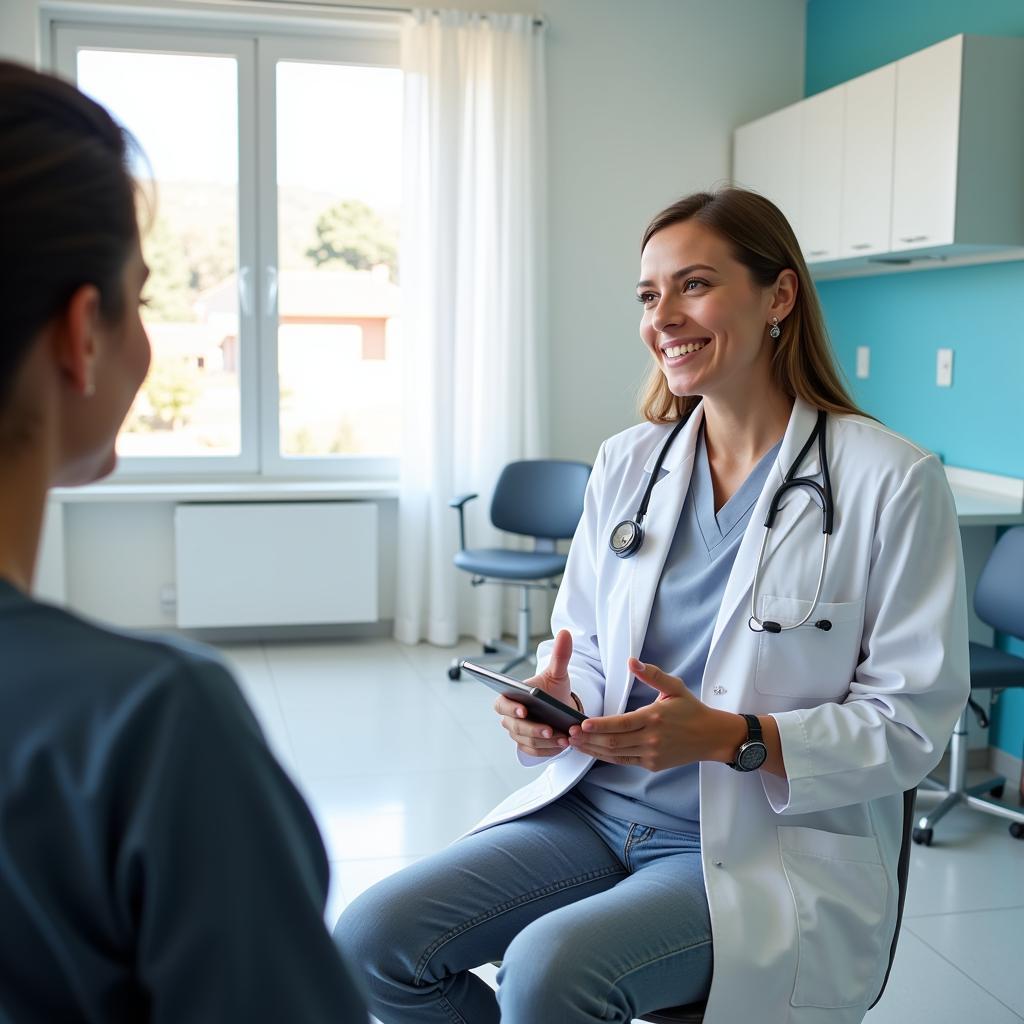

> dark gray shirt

[
  {"left": 578, "top": 430, "right": 781, "bottom": 831},
  {"left": 0, "top": 580, "right": 366, "bottom": 1023}
]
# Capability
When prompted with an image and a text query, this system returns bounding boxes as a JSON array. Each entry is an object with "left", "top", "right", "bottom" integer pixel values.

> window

[
  {"left": 272, "top": 56, "right": 403, "bottom": 465},
  {"left": 53, "top": 20, "right": 402, "bottom": 478},
  {"left": 77, "top": 47, "right": 244, "bottom": 460}
]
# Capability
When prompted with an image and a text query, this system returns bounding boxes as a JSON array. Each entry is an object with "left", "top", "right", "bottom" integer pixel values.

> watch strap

[{"left": 727, "top": 714, "right": 765, "bottom": 770}]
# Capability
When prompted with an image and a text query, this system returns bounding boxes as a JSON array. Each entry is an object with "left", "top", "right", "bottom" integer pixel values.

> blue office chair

[
  {"left": 447, "top": 460, "right": 590, "bottom": 680},
  {"left": 914, "top": 526, "right": 1024, "bottom": 844}
]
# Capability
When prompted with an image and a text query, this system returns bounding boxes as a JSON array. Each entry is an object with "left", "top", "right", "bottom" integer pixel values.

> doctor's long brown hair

[{"left": 638, "top": 188, "right": 867, "bottom": 424}]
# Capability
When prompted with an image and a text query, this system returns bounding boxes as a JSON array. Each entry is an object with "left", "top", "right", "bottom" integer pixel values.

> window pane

[
  {"left": 275, "top": 61, "right": 402, "bottom": 458},
  {"left": 77, "top": 49, "right": 241, "bottom": 458}
]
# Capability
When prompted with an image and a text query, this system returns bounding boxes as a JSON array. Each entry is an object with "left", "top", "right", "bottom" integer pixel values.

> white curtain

[{"left": 394, "top": 9, "right": 547, "bottom": 646}]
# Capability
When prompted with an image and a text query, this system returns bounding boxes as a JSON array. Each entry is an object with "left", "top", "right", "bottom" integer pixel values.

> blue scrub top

[
  {"left": 0, "top": 579, "right": 366, "bottom": 1023},
  {"left": 578, "top": 428, "right": 781, "bottom": 832}
]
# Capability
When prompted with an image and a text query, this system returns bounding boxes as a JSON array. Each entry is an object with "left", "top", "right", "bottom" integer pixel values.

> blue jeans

[{"left": 334, "top": 788, "right": 713, "bottom": 1023}]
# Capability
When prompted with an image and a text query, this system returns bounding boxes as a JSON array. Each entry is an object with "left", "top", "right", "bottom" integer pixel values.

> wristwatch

[{"left": 728, "top": 714, "right": 767, "bottom": 772}]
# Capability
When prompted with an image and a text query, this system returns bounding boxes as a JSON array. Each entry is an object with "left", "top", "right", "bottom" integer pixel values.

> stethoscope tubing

[
  {"left": 748, "top": 529, "right": 830, "bottom": 633},
  {"left": 610, "top": 408, "right": 836, "bottom": 635},
  {"left": 748, "top": 409, "right": 834, "bottom": 634}
]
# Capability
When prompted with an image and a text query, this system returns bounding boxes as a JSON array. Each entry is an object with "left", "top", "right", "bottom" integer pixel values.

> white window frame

[
  {"left": 256, "top": 32, "right": 400, "bottom": 480},
  {"left": 47, "top": 6, "right": 401, "bottom": 482}
]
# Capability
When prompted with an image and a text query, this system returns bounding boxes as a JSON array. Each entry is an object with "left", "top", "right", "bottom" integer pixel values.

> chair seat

[
  {"left": 641, "top": 1004, "right": 706, "bottom": 1023},
  {"left": 968, "top": 641, "right": 1024, "bottom": 689},
  {"left": 454, "top": 547, "right": 567, "bottom": 581}
]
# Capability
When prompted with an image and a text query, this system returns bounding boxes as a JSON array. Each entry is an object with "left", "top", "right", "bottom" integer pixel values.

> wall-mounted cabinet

[
  {"left": 889, "top": 35, "right": 961, "bottom": 253},
  {"left": 733, "top": 34, "right": 1024, "bottom": 279},
  {"left": 798, "top": 84, "right": 844, "bottom": 262},
  {"left": 839, "top": 63, "right": 895, "bottom": 258},
  {"left": 733, "top": 103, "right": 802, "bottom": 238}
]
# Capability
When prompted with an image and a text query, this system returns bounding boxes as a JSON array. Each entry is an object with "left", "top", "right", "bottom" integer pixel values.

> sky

[{"left": 76, "top": 48, "right": 402, "bottom": 206}]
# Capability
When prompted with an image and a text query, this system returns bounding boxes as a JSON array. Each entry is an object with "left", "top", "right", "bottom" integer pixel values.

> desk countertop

[{"left": 947, "top": 466, "right": 1024, "bottom": 527}]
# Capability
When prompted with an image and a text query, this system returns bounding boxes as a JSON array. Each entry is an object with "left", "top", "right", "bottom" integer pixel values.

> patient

[{"left": 0, "top": 61, "right": 367, "bottom": 1021}]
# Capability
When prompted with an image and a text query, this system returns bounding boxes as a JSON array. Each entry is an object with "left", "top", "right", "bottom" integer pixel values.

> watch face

[{"left": 737, "top": 742, "right": 768, "bottom": 772}]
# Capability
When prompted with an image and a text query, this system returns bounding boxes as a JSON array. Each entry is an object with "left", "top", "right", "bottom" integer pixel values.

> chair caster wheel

[
  {"left": 990, "top": 783, "right": 1005, "bottom": 799},
  {"left": 448, "top": 664, "right": 461, "bottom": 681},
  {"left": 1010, "top": 822, "right": 1024, "bottom": 840},
  {"left": 912, "top": 827, "right": 933, "bottom": 846},
  {"left": 483, "top": 644, "right": 498, "bottom": 654}
]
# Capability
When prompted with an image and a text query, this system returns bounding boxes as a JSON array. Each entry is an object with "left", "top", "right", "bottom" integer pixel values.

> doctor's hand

[
  {"left": 566, "top": 657, "right": 739, "bottom": 771},
  {"left": 495, "top": 628, "right": 575, "bottom": 758}
]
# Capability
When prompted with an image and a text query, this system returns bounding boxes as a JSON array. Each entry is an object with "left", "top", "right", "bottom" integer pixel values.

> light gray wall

[
  {"left": 543, "top": 0, "right": 806, "bottom": 459},
  {"left": 0, "top": 1, "right": 40, "bottom": 64},
  {"left": 11, "top": 0, "right": 805, "bottom": 629}
]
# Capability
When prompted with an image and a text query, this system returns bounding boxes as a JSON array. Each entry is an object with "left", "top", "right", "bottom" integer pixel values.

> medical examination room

[{"left": 2, "top": 0, "right": 1024, "bottom": 1021}]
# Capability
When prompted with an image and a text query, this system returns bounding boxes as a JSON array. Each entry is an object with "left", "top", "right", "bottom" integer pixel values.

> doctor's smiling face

[{"left": 637, "top": 217, "right": 797, "bottom": 406}]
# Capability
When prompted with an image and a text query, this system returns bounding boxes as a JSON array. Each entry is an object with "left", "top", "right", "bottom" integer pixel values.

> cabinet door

[
  {"left": 733, "top": 104, "right": 802, "bottom": 235},
  {"left": 799, "top": 86, "right": 844, "bottom": 262},
  {"left": 891, "top": 35, "right": 963, "bottom": 250},
  {"left": 840, "top": 64, "right": 895, "bottom": 257}
]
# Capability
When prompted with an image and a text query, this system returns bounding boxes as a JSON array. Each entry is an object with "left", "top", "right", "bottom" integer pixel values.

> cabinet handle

[
  {"left": 899, "top": 235, "right": 929, "bottom": 243},
  {"left": 850, "top": 243, "right": 873, "bottom": 251},
  {"left": 807, "top": 249, "right": 829, "bottom": 257}
]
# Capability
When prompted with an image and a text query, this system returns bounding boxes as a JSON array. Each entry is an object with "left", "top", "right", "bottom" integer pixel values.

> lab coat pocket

[
  {"left": 778, "top": 825, "right": 889, "bottom": 1009},
  {"left": 754, "top": 597, "right": 863, "bottom": 699}
]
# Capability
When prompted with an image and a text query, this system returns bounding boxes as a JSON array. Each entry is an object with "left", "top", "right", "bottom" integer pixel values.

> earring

[{"left": 769, "top": 317, "right": 781, "bottom": 339}]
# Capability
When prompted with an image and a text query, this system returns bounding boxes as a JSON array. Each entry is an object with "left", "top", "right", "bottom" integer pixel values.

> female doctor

[{"left": 336, "top": 188, "right": 970, "bottom": 1023}]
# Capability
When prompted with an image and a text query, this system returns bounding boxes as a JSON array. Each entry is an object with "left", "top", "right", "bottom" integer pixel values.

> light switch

[
  {"left": 936, "top": 348, "right": 954, "bottom": 387},
  {"left": 856, "top": 346, "right": 870, "bottom": 379}
]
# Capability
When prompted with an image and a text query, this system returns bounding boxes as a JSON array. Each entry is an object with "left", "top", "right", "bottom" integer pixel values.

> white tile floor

[{"left": 218, "top": 637, "right": 1024, "bottom": 1024}]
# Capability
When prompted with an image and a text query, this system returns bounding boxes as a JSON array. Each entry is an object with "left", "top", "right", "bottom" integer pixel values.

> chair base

[
  {"left": 451, "top": 639, "right": 534, "bottom": 678},
  {"left": 915, "top": 781, "right": 1024, "bottom": 835},
  {"left": 914, "top": 707, "right": 1024, "bottom": 844},
  {"left": 448, "top": 579, "right": 541, "bottom": 680}
]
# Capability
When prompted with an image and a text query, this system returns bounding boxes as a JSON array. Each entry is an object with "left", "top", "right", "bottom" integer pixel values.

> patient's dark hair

[{"left": 0, "top": 61, "right": 139, "bottom": 406}]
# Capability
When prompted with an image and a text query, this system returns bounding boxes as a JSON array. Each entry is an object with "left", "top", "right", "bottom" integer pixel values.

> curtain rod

[{"left": 237, "top": 0, "right": 545, "bottom": 27}]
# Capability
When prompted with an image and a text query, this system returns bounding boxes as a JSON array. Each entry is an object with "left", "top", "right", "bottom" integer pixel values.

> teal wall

[{"left": 807, "top": 0, "right": 1024, "bottom": 760}]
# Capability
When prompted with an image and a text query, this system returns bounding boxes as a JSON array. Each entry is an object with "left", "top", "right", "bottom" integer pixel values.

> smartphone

[{"left": 460, "top": 660, "right": 587, "bottom": 733}]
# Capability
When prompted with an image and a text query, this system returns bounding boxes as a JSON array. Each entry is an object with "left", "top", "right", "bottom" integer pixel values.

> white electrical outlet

[
  {"left": 936, "top": 348, "right": 954, "bottom": 387},
  {"left": 856, "top": 346, "right": 870, "bottom": 379}
]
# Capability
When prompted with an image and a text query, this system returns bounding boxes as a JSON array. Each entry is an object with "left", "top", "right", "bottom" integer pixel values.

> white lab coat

[{"left": 468, "top": 397, "right": 970, "bottom": 1023}]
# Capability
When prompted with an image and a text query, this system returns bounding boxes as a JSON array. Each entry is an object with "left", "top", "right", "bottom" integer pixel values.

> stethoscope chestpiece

[{"left": 609, "top": 519, "right": 644, "bottom": 558}]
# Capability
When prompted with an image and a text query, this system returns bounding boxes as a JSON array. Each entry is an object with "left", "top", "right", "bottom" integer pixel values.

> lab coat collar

[
  {"left": 641, "top": 403, "right": 705, "bottom": 476},
  {"left": 641, "top": 397, "right": 822, "bottom": 479},
  {"left": 775, "top": 396, "right": 823, "bottom": 482}
]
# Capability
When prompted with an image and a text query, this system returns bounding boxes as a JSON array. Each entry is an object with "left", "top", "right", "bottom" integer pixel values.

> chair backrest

[
  {"left": 868, "top": 787, "right": 916, "bottom": 1009},
  {"left": 974, "top": 526, "right": 1024, "bottom": 640},
  {"left": 490, "top": 460, "right": 590, "bottom": 540}
]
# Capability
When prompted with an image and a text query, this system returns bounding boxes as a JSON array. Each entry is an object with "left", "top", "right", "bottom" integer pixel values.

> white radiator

[{"left": 174, "top": 502, "right": 378, "bottom": 628}]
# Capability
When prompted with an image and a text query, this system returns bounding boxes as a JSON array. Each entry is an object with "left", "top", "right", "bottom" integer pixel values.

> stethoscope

[{"left": 608, "top": 409, "right": 835, "bottom": 635}]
